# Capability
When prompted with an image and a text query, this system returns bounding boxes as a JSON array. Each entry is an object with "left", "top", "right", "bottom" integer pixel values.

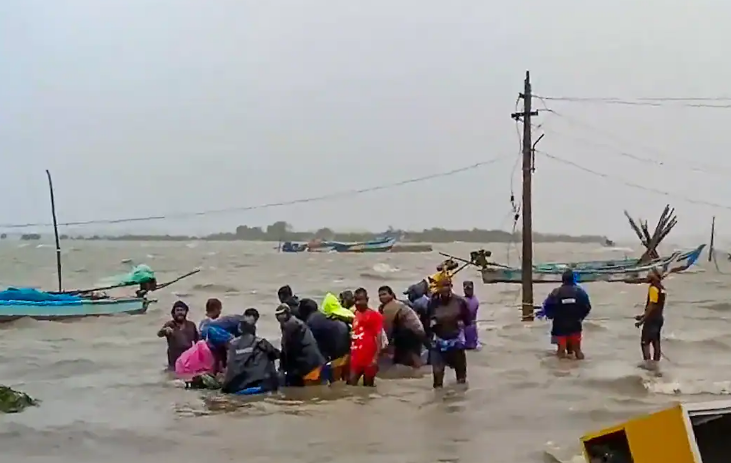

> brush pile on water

[{"left": 0, "top": 385, "right": 38, "bottom": 413}]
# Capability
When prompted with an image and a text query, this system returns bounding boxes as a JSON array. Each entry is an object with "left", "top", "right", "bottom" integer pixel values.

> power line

[
  {"left": 536, "top": 150, "right": 731, "bottom": 211},
  {"left": 533, "top": 103, "right": 731, "bottom": 177},
  {"left": 534, "top": 95, "right": 731, "bottom": 108},
  {"left": 0, "top": 155, "right": 510, "bottom": 229}
]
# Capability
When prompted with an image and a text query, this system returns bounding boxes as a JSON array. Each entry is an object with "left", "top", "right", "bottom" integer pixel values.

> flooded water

[{"left": 0, "top": 240, "right": 729, "bottom": 463}]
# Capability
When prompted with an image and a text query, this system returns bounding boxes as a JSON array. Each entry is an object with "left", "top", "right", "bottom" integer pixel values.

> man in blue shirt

[{"left": 541, "top": 269, "right": 591, "bottom": 359}]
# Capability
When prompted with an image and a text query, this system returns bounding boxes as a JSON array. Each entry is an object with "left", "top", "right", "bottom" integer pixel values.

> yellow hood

[{"left": 321, "top": 293, "right": 355, "bottom": 321}]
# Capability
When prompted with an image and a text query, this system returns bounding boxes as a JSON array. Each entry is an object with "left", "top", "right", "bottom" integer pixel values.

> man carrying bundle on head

[
  {"left": 635, "top": 267, "right": 666, "bottom": 364},
  {"left": 542, "top": 269, "right": 591, "bottom": 359},
  {"left": 426, "top": 278, "right": 471, "bottom": 388}
]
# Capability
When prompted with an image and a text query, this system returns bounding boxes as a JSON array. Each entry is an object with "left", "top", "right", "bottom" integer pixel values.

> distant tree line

[{"left": 64, "top": 221, "right": 607, "bottom": 244}]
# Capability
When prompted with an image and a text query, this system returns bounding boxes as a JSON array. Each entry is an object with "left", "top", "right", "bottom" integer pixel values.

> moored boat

[
  {"left": 280, "top": 241, "right": 309, "bottom": 253},
  {"left": 481, "top": 245, "right": 705, "bottom": 284},
  {"left": 580, "top": 399, "right": 730, "bottom": 462},
  {"left": 327, "top": 236, "right": 397, "bottom": 253},
  {"left": 0, "top": 296, "right": 149, "bottom": 322},
  {"left": 534, "top": 244, "right": 705, "bottom": 273},
  {"left": 1, "top": 171, "right": 198, "bottom": 322}
]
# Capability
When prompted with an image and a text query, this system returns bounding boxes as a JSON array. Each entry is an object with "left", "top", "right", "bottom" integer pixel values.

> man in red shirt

[{"left": 348, "top": 287, "right": 384, "bottom": 387}]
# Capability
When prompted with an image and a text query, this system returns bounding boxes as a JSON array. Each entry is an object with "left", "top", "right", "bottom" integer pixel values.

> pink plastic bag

[{"left": 175, "top": 340, "right": 216, "bottom": 379}]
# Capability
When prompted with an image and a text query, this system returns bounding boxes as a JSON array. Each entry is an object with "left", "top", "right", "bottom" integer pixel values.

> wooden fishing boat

[
  {"left": 481, "top": 245, "right": 705, "bottom": 284},
  {"left": 533, "top": 244, "right": 705, "bottom": 274},
  {"left": 533, "top": 206, "right": 685, "bottom": 274},
  {"left": 0, "top": 171, "right": 199, "bottom": 322},
  {"left": 581, "top": 399, "right": 731, "bottom": 462},
  {"left": 279, "top": 241, "right": 309, "bottom": 253},
  {"left": 0, "top": 297, "right": 149, "bottom": 322},
  {"left": 327, "top": 237, "right": 397, "bottom": 253}
]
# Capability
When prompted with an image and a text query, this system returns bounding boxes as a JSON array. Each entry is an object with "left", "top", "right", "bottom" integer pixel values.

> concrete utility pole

[{"left": 511, "top": 71, "right": 539, "bottom": 321}]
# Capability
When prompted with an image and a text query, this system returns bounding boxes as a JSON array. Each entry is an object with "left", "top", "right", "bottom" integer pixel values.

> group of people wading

[
  {"left": 157, "top": 268, "right": 482, "bottom": 394},
  {"left": 158, "top": 262, "right": 667, "bottom": 395},
  {"left": 538, "top": 267, "right": 667, "bottom": 365}
]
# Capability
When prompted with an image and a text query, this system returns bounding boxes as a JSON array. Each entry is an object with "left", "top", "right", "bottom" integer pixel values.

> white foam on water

[
  {"left": 644, "top": 377, "right": 731, "bottom": 395},
  {"left": 372, "top": 263, "right": 400, "bottom": 273}
]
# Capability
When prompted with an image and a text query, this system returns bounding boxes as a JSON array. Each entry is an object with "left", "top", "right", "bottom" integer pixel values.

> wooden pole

[
  {"left": 709, "top": 216, "right": 716, "bottom": 262},
  {"left": 511, "top": 71, "right": 539, "bottom": 321},
  {"left": 45, "top": 170, "right": 63, "bottom": 292}
]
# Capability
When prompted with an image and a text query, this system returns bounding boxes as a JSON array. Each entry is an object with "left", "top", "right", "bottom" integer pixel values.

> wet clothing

[
  {"left": 426, "top": 295, "right": 470, "bottom": 383},
  {"left": 303, "top": 308, "right": 351, "bottom": 361},
  {"left": 380, "top": 299, "right": 425, "bottom": 366},
  {"left": 555, "top": 332, "right": 581, "bottom": 350},
  {"left": 431, "top": 348, "right": 467, "bottom": 380},
  {"left": 644, "top": 283, "right": 666, "bottom": 322},
  {"left": 425, "top": 294, "right": 471, "bottom": 341},
  {"left": 641, "top": 320, "right": 664, "bottom": 343},
  {"left": 321, "top": 293, "right": 355, "bottom": 323},
  {"left": 221, "top": 333, "right": 281, "bottom": 394},
  {"left": 351, "top": 309, "right": 384, "bottom": 369},
  {"left": 279, "top": 316, "right": 326, "bottom": 385},
  {"left": 405, "top": 280, "right": 429, "bottom": 300},
  {"left": 199, "top": 317, "right": 216, "bottom": 331},
  {"left": 380, "top": 300, "right": 424, "bottom": 338},
  {"left": 207, "top": 315, "right": 245, "bottom": 337},
  {"left": 283, "top": 295, "right": 301, "bottom": 320},
  {"left": 158, "top": 320, "right": 199, "bottom": 369},
  {"left": 641, "top": 282, "right": 666, "bottom": 343},
  {"left": 542, "top": 283, "right": 591, "bottom": 337},
  {"left": 463, "top": 295, "right": 480, "bottom": 349},
  {"left": 350, "top": 363, "right": 378, "bottom": 386}
]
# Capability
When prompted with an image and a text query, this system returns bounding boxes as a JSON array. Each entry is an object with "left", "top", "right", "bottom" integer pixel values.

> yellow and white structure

[{"left": 581, "top": 400, "right": 731, "bottom": 463}]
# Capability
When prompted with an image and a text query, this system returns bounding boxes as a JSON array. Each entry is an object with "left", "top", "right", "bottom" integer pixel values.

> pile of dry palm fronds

[{"left": 624, "top": 205, "right": 677, "bottom": 264}]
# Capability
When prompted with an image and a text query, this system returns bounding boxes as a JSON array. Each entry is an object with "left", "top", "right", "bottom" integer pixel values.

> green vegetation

[
  {"left": 68, "top": 221, "right": 607, "bottom": 244},
  {"left": 0, "top": 386, "right": 38, "bottom": 413}
]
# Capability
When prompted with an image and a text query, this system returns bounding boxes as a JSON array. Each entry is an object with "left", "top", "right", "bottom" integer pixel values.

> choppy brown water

[{"left": 1, "top": 241, "right": 729, "bottom": 463}]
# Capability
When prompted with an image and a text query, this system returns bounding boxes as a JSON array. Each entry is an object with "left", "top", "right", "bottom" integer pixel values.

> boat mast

[
  {"left": 511, "top": 71, "right": 539, "bottom": 321},
  {"left": 45, "top": 170, "right": 63, "bottom": 291},
  {"left": 708, "top": 216, "right": 715, "bottom": 262}
]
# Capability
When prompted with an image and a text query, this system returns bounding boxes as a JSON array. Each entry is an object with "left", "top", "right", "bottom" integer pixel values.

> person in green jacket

[{"left": 322, "top": 293, "right": 355, "bottom": 324}]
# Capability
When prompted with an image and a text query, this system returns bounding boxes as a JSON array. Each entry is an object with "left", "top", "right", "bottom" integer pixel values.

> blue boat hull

[
  {"left": 482, "top": 245, "right": 705, "bottom": 284},
  {"left": 329, "top": 237, "right": 397, "bottom": 253},
  {"left": 0, "top": 297, "right": 149, "bottom": 322}
]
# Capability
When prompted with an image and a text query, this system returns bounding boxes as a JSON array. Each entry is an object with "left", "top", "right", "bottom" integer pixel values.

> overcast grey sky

[{"left": 1, "top": 0, "right": 730, "bottom": 238}]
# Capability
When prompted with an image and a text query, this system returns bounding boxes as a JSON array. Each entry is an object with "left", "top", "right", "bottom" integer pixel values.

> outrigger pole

[
  {"left": 708, "top": 216, "right": 715, "bottom": 262},
  {"left": 45, "top": 170, "right": 63, "bottom": 292},
  {"left": 511, "top": 71, "right": 540, "bottom": 321}
]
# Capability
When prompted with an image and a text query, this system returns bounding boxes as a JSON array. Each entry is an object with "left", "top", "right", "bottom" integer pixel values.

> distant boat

[
  {"left": 326, "top": 237, "right": 397, "bottom": 253},
  {"left": 481, "top": 245, "right": 705, "bottom": 284},
  {"left": 280, "top": 241, "right": 309, "bottom": 253},
  {"left": 280, "top": 236, "right": 398, "bottom": 253}
]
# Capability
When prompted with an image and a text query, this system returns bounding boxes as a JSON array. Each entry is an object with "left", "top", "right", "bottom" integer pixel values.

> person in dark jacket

[
  {"left": 221, "top": 319, "right": 281, "bottom": 394},
  {"left": 275, "top": 304, "right": 326, "bottom": 386},
  {"left": 297, "top": 298, "right": 351, "bottom": 361},
  {"left": 278, "top": 285, "right": 301, "bottom": 319},
  {"left": 542, "top": 269, "right": 592, "bottom": 359}
]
